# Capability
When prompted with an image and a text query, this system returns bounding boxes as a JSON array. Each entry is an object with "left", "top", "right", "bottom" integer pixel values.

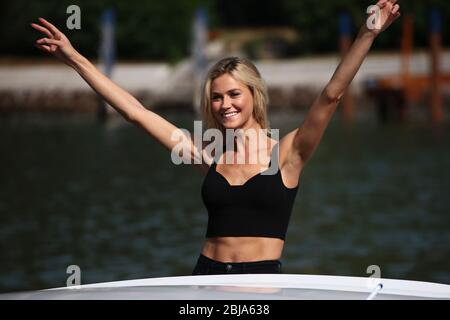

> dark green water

[{"left": 0, "top": 111, "right": 449, "bottom": 293}]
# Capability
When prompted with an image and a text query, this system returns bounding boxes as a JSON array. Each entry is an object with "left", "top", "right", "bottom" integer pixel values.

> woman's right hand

[{"left": 31, "top": 17, "right": 79, "bottom": 66}]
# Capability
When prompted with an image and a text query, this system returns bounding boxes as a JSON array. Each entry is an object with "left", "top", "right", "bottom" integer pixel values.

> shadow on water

[{"left": 0, "top": 111, "right": 449, "bottom": 292}]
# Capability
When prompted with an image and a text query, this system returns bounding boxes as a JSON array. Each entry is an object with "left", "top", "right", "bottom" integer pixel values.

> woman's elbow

[{"left": 322, "top": 85, "right": 343, "bottom": 104}]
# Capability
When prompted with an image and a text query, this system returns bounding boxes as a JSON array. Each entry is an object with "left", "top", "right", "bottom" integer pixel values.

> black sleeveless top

[{"left": 201, "top": 143, "right": 299, "bottom": 240}]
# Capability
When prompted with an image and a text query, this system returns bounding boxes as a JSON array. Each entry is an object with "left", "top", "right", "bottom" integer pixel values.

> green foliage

[
  {"left": 2, "top": 0, "right": 211, "bottom": 62},
  {"left": 2, "top": 0, "right": 449, "bottom": 61},
  {"left": 281, "top": 0, "right": 450, "bottom": 54}
]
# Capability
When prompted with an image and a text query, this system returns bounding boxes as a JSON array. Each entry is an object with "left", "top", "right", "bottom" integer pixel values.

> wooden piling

[
  {"left": 339, "top": 12, "right": 354, "bottom": 124},
  {"left": 400, "top": 14, "right": 414, "bottom": 122},
  {"left": 429, "top": 8, "right": 444, "bottom": 125}
]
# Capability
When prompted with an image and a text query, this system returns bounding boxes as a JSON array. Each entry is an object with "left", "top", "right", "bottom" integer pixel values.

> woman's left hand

[{"left": 366, "top": 0, "right": 401, "bottom": 36}]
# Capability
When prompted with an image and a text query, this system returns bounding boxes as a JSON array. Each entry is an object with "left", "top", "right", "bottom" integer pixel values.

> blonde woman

[{"left": 31, "top": 0, "right": 400, "bottom": 275}]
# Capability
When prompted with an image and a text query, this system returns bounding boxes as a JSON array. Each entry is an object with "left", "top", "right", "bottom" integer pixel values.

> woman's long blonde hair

[{"left": 201, "top": 57, "right": 270, "bottom": 132}]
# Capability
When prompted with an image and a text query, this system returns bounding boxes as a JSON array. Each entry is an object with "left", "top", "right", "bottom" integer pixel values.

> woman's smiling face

[{"left": 210, "top": 73, "right": 257, "bottom": 130}]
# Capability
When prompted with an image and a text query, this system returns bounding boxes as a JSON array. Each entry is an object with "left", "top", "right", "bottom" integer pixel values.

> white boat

[{"left": 1, "top": 274, "right": 449, "bottom": 300}]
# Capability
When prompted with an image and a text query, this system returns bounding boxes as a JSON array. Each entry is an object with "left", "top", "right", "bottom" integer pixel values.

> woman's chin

[
  {"left": 215, "top": 117, "right": 241, "bottom": 129},
  {"left": 221, "top": 121, "right": 242, "bottom": 130}
]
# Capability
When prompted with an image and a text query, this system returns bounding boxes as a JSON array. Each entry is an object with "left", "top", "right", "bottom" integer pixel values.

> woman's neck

[{"left": 222, "top": 122, "right": 272, "bottom": 155}]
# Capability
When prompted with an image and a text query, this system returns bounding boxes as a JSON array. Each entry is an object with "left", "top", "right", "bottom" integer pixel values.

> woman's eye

[
  {"left": 231, "top": 92, "right": 240, "bottom": 97},
  {"left": 212, "top": 96, "right": 221, "bottom": 101}
]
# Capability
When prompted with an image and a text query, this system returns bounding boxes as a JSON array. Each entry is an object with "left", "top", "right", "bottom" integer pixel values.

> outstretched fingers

[
  {"left": 34, "top": 43, "right": 51, "bottom": 53},
  {"left": 36, "top": 38, "right": 62, "bottom": 46},
  {"left": 38, "top": 17, "right": 62, "bottom": 38},
  {"left": 377, "top": 0, "right": 388, "bottom": 9},
  {"left": 391, "top": 4, "right": 400, "bottom": 16},
  {"left": 30, "top": 23, "right": 53, "bottom": 39}
]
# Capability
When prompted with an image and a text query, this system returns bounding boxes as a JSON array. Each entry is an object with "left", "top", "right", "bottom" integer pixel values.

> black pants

[{"left": 192, "top": 254, "right": 282, "bottom": 275}]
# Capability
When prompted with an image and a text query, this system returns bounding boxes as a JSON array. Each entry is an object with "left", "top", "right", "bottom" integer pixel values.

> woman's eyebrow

[{"left": 212, "top": 89, "right": 241, "bottom": 94}]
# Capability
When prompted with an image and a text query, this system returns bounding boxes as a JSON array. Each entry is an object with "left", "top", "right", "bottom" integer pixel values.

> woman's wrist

[
  {"left": 358, "top": 24, "right": 379, "bottom": 40},
  {"left": 68, "top": 50, "right": 88, "bottom": 71}
]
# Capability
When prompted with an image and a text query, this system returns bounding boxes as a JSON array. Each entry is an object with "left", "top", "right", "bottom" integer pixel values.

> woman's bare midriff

[{"left": 201, "top": 237, "right": 285, "bottom": 263}]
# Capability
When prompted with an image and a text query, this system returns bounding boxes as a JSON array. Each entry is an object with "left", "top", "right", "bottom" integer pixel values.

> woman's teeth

[{"left": 223, "top": 112, "right": 239, "bottom": 119}]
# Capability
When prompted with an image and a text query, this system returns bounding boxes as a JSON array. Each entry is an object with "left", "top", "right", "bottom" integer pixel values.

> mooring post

[
  {"left": 339, "top": 11, "right": 354, "bottom": 124},
  {"left": 429, "top": 8, "right": 444, "bottom": 126}
]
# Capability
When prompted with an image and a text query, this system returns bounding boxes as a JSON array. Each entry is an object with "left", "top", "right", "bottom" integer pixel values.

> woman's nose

[{"left": 221, "top": 95, "right": 232, "bottom": 108}]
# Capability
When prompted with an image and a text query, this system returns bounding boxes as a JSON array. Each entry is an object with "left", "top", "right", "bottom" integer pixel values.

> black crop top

[{"left": 201, "top": 143, "right": 299, "bottom": 240}]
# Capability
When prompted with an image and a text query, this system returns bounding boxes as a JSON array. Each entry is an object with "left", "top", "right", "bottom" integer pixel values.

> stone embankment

[{"left": 1, "top": 51, "right": 449, "bottom": 115}]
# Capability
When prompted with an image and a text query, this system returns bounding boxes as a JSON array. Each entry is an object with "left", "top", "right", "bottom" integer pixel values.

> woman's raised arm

[
  {"left": 282, "top": 0, "right": 400, "bottom": 167},
  {"left": 31, "top": 17, "right": 206, "bottom": 170}
]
